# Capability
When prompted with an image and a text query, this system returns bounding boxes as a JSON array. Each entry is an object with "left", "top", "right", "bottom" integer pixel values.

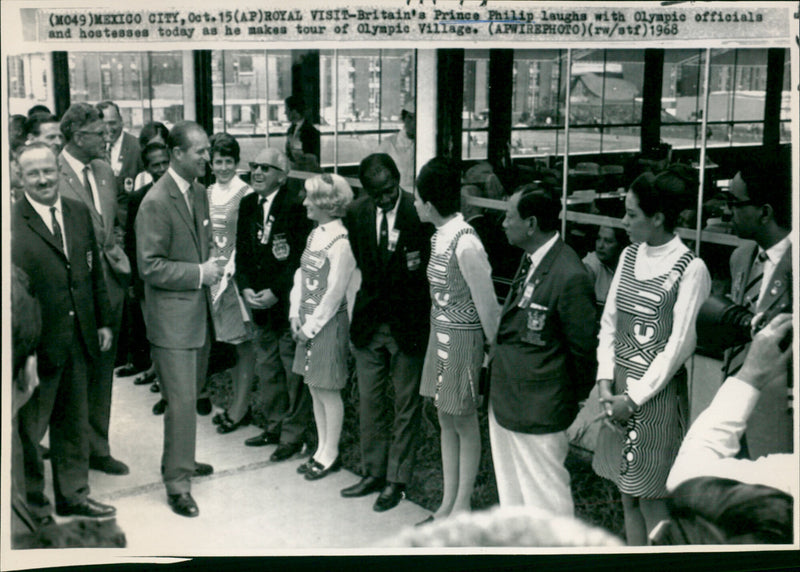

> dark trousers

[
  {"left": 151, "top": 331, "right": 211, "bottom": 495},
  {"left": 352, "top": 323, "right": 423, "bottom": 485},
  {"left": 87, "top": 286, "right": 125, "bottom": 459},
  {"left": 19, "top": 335, "right": 91, "bottom": 513},
  {"left": 254, "top": 325, "right": 312, "bottom": 445}
]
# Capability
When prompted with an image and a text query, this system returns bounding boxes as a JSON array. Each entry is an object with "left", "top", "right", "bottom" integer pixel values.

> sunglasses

[
  {"left": 249, "top": 162, "right": 279, "bottom": 172},
  {"left": 78, "top": 130, "right": 106, "bottom": 138}
]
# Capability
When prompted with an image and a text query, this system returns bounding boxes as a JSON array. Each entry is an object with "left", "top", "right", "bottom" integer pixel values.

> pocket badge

[
  {"left": 406, "top": 250, "right": 421, "bottom": 271},
  {"left": 272, "top": 234, "right": 290, "bottom": 261}
]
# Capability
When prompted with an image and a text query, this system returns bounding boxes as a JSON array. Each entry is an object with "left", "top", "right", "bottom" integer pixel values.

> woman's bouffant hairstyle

[
  {"left": 209, "top": 132, "right": 241, "bottom": 164},
  {"left": 629, "top": 164, "right": 697, "bottom": 233},
  {"left": 653, "top": 477, "right": 794, "bottom": 545},
  {"left": 138, "top": 121, "right": 169, "bottom": 148},
  {"left": 304, "top": 173, "right": 354, "bottom": 218},
  {"left": 416, "top": 157, "right": 462, "bottom": 217}
]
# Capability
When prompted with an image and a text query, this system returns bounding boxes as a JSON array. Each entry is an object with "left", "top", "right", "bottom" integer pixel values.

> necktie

[
  {"left": 50, "top": 206, "right": 64, "bottom": 252},
  {"left": 185, "top": 187, "right": 195, "bottom": 219},
  {"left": 509, "top": 255, "right": 532, "bottom": 302},
  {"left": 727, "top": 250, "right": 769, "bottom": 375},
  {"left": 83, "top": 164, "right": 97, "bottom": 209},
  {"left": 379, "top": 209, "right": 389, "bottom": 261}
]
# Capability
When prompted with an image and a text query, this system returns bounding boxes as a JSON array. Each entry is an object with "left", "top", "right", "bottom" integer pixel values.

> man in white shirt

[
  {"left": 378, "top": 100, "right": 415, "bottom": 193},
  {"left": 724, "top": 155, "right": 792, "bottom": 458},
  {"left": 96, "top": 100, "right": 143, "bottom": 225}
]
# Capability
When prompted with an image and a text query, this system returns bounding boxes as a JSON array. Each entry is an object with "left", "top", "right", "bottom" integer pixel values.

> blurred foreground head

[{"left": 385, "top": 506, "right": 623, "bottom": 548}]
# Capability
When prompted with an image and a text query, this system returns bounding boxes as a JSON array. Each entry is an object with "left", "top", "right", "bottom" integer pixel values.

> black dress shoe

[
  {"left": 217, "top": 411, "right": 251, "bottom": 434},
  {"left": 373, "top": 483, "right": 406, "bottom": 512},
  {"left": 152, "top": 399, "right": 167, "bottom": 415},
  {"left": 116, "top": 363, "right": 144, "bottom": 378},
  {"left": 194, "top": 462, "right": 214, "bottom": 477},
  {"left": 270, "top": 442, "right": 303, "bottom": 462},
  {"left": 244, "top": 431, "right": 280, "bottom": 447},
  {"left": 150, "top": 381, "right": 160, "bottom": 393},
  {"left": 212, "top": 411, "right": 225, "bottom": 425},
  {"left": 196, "top": 397, "right": 212, "bottom": 416},
  {"left": 56, "top": 498, "right": 116, "bottom": 518},
  {"left": 340, "top": 476, "right": 386, "bottom": 498},
  {"left": 167, "top": 493, "right": 199, "bottom": 517},
  {"left": 89, "top": 455, "right": 130, "bottom": 475},
  {"left": 305, "top": 456, "right": 342, "bottom": 481},
  {"left": 297, "top": 458, "right": 316, "bottom": 474},
  {"left": 134, "top": 370, "right": 157, "bottom": 386}
]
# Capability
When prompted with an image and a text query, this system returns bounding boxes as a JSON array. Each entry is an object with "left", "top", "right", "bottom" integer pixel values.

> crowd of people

[{"left": 7, "top": 96, "right": 794, "bottom": 548}]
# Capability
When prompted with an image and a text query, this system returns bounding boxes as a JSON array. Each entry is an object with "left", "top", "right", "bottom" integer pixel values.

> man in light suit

[
  {"left": 724, "top": 156, "right": 792, "bottom": 458},
  {"left": 136, "top": 121, "right": 223, "bottom": 517},
  {"left": 13, "top": 142, "right": 116, "bottom": 521},
  {"left": 58, "top": 102, "right": 130, "bottom": 476},
  {"left": 489, "top": 185, "right": 597, "bottom": 514},
  {"left": 340, "top": 153, "right": 432, "bottom": 512}
]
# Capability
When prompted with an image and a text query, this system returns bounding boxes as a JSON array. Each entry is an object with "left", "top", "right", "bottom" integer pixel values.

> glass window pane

[
  {"left": 7, "top": 53, "right": 52, "bottom": 116},
  {"left": 780, "top": 49, "right": 791, "bottom": 144},
  {"left": 463, "top": 49, "right": 490, "bottom": 160},
  {"left": 601, "top": 126, "right": 642, "bottom": 154}
]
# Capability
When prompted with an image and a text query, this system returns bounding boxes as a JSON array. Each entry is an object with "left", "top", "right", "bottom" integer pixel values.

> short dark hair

[
  {"left": 60, "top": 102, "right": 103, "bottom": 142},
  {"left": 629, "top": 167, "right": 695, "bottom": 233},
  {"left": 359, "top": 153, "right": 400, "bottom": 189},
  {"left": 285, "top": 95, "right": 306, "bottom": 114},
  {"left": 660, "top": 477, "right": 793, "bottom": 545},
  {"left": 166, "top": 121, "right": 204, "bottom": 153},
  {"left": 737, "top": 155, "right": 791, "bottom": 229},
  {"left": 416, "top": 157, "right": 461, "bottom": 217},
  {"left": 515, "top": 183, "right": 562, "bottom": 233},
  {"left": 96, "top": 100, "right": 121, "bottom": 118},
  {"left": 141, "top": 141, "right": 169, "bottom": 167},
  {"left": 27, "top": 104, "right": 51, "bottom": 118},
  {"left": 209, "top": 132, "right": 241, "bottom": 164},
  {"left": 138, "top": 122, "right": 169, "bottom": 148},
  {"left": 24, "top": 113, "right": 59, "bottom": 138}
]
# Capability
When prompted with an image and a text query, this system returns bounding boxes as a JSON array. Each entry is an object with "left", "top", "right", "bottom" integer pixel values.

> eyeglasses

[
  {"left": 249, "top": 162, "right": 278, "bottom": 172},
  {"left": 726, "top": 197, "right": 757, "bottom": 208},
  {"left": 78, "top": 130, "right": 106, "bottom": 138}
]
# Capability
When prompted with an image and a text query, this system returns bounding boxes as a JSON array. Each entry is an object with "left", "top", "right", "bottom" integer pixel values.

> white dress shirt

[
  {"left": 597, "top": 235, "right": 712, "bottom": 405},
  {"left": 259, "top": 187, "right": 279, "bottom": 227},
  {"left": 108, "top": 132, "right": 124, "bottom": 176},
  {"left": 166, "top": 167, "right": 203, "bottom": 289},
  {"left": 525, "top": 231, "right": 560, "bottom": 283},
  {"left": 61, "top": 149, "right": 102, "bottom": 216},
  {"left": 758, "top": 234, "right": 791, "bottom": 304},
  {"left": 666, "top": 376, "right": 796, "bottom": 498},
  {"left": 434, "top": 214, "right": 501, "bottom": 342},
  {"left": 26, "top": 194, "right": 67, "bottom": 257},
  {"left": 375, "top": 191, "right": 402, "bottom": 245}
]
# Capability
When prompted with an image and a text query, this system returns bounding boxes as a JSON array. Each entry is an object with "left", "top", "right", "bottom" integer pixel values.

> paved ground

[{"left": 7, "top": 371, "right": 429, "bottom": 568}]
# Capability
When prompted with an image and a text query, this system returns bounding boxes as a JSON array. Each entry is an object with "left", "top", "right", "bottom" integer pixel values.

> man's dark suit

[
  {"left": 491, "top": 239, "right": 597, "bottom": 434},
  {"left": 235, "top": 185, "right": 313, "bottom": 444},
  {"left": 136, "top": 171, "right": 213, "bottom": 495},
  {"left": 343, "top": 191, "right": 432, "bottom": 484},
  {"left": 724, "top": 241, "right": 793, "bottom": 457},
  {"left": 124, "top": 182, "right": 154, "bottom": 370},
  {"left": 58, "top": 154, "right": 129, "bottom": 461},
  {"left": 113, "top": 131, "right": 144, "bottom": 224},
  {"left": 13, "top": 196, "right": 112, "bottom": 514}
]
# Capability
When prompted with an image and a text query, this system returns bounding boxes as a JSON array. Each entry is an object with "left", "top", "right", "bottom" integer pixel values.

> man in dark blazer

[
  {"left": 723, "top": 156, "right": 793, "bottom": 458},
  {"left": 236, "top": 148, "right": 314, "bottom": 459},
  {"left": 340, "top": 153, "right": 432, "bottom": 512},
  {"left": 285, "top": 95, "right": 321, "bottom": 171},
  {"left": 58, "top": 102, "right": 131, "bottom": 476},
  {"left": 96, "top": 100, "right": 143, "bottom": 225},
  {"left": 12, "top": 142, "right": 116, "bottom": 521},
  {"left": 489, "top": 185, "right": 597, "bottom": 515},
  {"left": 136, "top": 121, "right": 223, "bottom": 517}
]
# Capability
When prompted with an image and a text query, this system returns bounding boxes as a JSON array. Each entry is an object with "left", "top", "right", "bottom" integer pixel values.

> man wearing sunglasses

[
  {"left": 235, "top": 148, "right": 314, "bottom": 460},
  {"left": 723, "top": 154, "right": 792, "bottom": 459},
  {"left": 58, "top": 103, "right": 131, "bottom": 478}
]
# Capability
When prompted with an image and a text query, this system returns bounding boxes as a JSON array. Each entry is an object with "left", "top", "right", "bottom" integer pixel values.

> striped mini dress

[
  {"left": 292, "top": 231, "right": 350, "bottom": 390},
  {"left": 420, "top": 227, "right": 484, "bottom": 416},
  {"left": 592, "top": 244, "right": 694, "bottom": 498}
]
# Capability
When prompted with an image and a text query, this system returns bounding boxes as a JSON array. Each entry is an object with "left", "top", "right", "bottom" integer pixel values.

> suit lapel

[
  {"left": 61, "top": 199, "right": 77, "bottom": 261},
  {"left": 502, "top": 239, "right": 563, "bottom": 315},
  {"left": 20, "top": 198, "right": 68, "bottom": 260},
  {"left": 166, "top": 176, "right": 199, "bottom": 249},
  {"left": 89, "top": 160, "right": 115, "bottom": 231},
  {"left": 192, "top": 182, "right": 208, "bottom": 260},
  {"left": 757, "top": 244, "right": 792, "bottom": 315}
]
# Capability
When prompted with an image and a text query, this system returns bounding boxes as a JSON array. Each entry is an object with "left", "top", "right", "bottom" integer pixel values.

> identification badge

[
  {"left": 388, "top": 229, "right": 400, "bottom": 252},
  {"left": 522, "top": 303, "right": 547, "bottom": 346},
  {"left": 260, "top": 216, "right": 274, "bottom": 245},
  {"left": 518, "top": 283, "right": 535, "bottom": 308},
  {"left": 406, "top": 250, "right": 421, "bottom": 271},
  {"left": 86, "top": 250, "right": 93, "bottom": 271},
  {"left": 272, "top": 233, "right": 290, "bottom": 260},
  {"left": 124, "top": 177, "right": 134, "bottom": 193}
]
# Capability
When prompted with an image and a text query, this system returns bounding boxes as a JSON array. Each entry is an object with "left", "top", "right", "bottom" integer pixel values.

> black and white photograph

[{"left": 1, "top": 1, "right": 797, "bottom": 570}]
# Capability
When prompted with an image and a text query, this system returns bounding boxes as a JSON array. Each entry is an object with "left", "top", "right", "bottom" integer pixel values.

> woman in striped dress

[
  {"left": 206, "top": 133, "right": 255, "bottom": 434},
  {"left": 290, "top": 174, "right": 358, "bottom": 480},
  {"left": 592, "top": 169, "right": 711, "bottom": 545},
  {"left": 414, "top": 158, "right": 501, "bottom": 524}
]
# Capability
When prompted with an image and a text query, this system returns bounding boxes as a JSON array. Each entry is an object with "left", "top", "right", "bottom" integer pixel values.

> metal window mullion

[{"left": 561, "top": 49, "right": 572, "bottom": 239}]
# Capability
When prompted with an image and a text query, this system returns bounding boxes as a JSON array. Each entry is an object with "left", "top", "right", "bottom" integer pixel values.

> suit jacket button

[{"left": 69, "top": 311, "right": 75, "bottom": 316}]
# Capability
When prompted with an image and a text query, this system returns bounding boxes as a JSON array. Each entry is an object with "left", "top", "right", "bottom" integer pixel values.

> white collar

[
  {"left": 25, "top": 194, "right": 63, "bottom": 220},
  {"left": 528, "top": 232, "right": 560, "bottom": 269},
  {"left": 61, "top": 148, "right": 88, "bottom": 177},
  {"left": 317, "top": 218, "right": 344, "bottom": 233},
  {"left": 378, "top": 191, "right": 402, "bottom": 216},
  {"left": 167, "top": 167, "right": 192, "bottom": 194},
  {"left": 762, "top": 234, "right": 791, "bottom": 265}
]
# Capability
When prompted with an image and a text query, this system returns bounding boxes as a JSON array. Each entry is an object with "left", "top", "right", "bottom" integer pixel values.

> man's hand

[
  {"left": 250, "top": 289, "right": 279, "bottom": 310},
  {"left": 98, "top": 327, "right": 113, "bottom": 351},
  {"left": 597, "top": 379, "right": 614, "bottom": 416},
  {"left": 200, "top": 256, "right": 225, "bottom": 286},
  {"left": 738, "top": 313, "right": 792, "bottom": 391},
  {"left": 290, "top": 317, "right": 302, "bottom": 340}
]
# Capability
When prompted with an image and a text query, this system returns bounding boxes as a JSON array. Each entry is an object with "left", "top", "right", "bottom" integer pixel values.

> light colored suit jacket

[
  {"left": 136, "top": 172, "right": 213, "bottom": 349},
  {"left": 726, "top": 240, "right": 793, "bottom": 457},
  {"left": 58, "top": 152, "right": 130, "bottom": 310}
]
